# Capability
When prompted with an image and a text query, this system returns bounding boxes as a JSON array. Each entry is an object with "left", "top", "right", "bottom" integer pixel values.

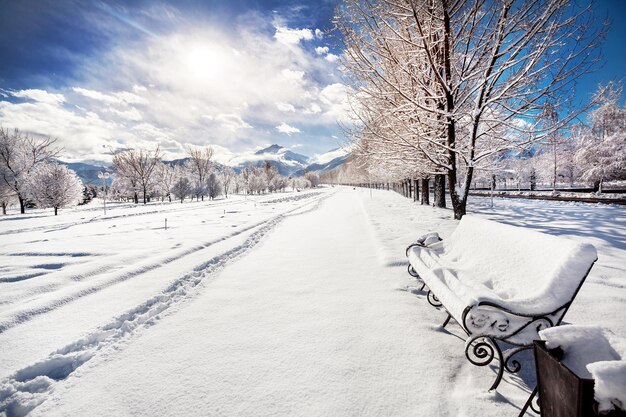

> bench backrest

[{"left": 442, "top": 216, "right": 597, "bottom": 312}]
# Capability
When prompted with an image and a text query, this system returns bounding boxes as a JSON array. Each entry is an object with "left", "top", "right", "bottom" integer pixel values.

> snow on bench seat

[{"left": 406, "top": 215, "right": 598, "bottom": 390}]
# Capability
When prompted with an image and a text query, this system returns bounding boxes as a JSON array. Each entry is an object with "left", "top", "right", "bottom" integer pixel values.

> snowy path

[
  {"left": 2, "top": 188, "right": 624, "bottom": 416},
  {"left": 0, "top": 191, "right": 328, "bottom": 394},
  {"left": 7, "top": 190, "right": 468, "bottom": 416}
]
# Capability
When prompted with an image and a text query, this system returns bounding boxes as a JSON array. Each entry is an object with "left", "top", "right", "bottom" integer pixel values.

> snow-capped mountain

[
  {"left": 300, "top": 147, "right": 350, "bottom": 175},
  {"left": 62, "top": 144, "right": 351, "bottom": 184},
  {"left": 229, "top": 144, "right": 310, "bottom": 177}
]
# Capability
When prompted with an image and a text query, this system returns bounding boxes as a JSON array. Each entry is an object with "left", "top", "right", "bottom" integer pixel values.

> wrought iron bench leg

[
  {"left": 518, "top": 386, "right": 539, "bottom": 416},
  {"left": 427, "top": 290, "right": 443, "bottom": 308},
  {"left": 465, "top": 336, "right": 506, "bottom": 391},
  {"left": 442, "top": 314, "right": 452, "bottom": 328}
]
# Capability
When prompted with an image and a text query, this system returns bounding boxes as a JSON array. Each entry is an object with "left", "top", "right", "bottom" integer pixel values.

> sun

[{"left": 183, "top": 44, "right": 222, "bottom": 82}]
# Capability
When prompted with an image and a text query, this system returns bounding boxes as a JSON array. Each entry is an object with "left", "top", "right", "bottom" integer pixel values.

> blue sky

[{"left": 0, "top": 0, "right": 623, "bottom": 163}]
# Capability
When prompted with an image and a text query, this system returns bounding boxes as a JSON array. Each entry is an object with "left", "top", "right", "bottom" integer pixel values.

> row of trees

[
  {"left": 110, "top": 147, "right": 321, "bottom": 204},
  {"left": 335, "top": 0, "right": 611, "bottom": 218},
  {"left": 326, "top": 83, "right": 626, "bottom": 195},
  {"left": 0, "top": 127, "right": 84, "bottom": 215},
  {"left": 1, "top": 128, "right": 322, "bottom": 215}
]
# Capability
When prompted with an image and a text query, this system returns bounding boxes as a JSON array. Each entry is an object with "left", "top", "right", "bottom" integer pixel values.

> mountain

[
  {"left": 295, "top": 147, "right": 350, "bottom": 176},
  {"left": 59, "top": 161, "right": 112, "bottom": 186},
  {"left": 230, "top": 144, "right": 310, "bottom": 176},
  {"left": 60, "top": 144, "right": 351, "bottom": 184}
]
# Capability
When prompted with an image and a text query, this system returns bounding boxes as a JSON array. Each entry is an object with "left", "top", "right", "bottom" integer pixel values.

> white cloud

[
  {"left": 319, "top": 83, "right": 352, "bottom": 123},
  {"left": 107, "top": 106, "right": 143, "bottom": 121},
  {"left": 72, "top": 87, "right": 148, "bottom": 106},
  {"left": 0, "top": 16, "right": 349, "bottom": 161},
  {"left": 274, "top": 25, "right": 314, "bottom": 45},
  {"left": 315, "top": 46, "right": 329, "bottom": 56},
  {"left": 276, "top": 122, "right": 301, "bottom": 135},
  {"left": 281, "top": 68, "right": 305, "bottom": 81},
  {"left": 276, "top": 102, "right": 296, "bottom": 112},
  {"left": 303, "top": 103, "right": 322, "bottom": 114},
  {"left": 325, "top": 53, "right": 339, "bottom": 63},
  {"left": 11, "top": 89, "right": 65, "bottom": 105},
  {"left": 315, "top": 29, "right": 324, "bottom": 40},
  {"left": 215, "top": 113, "right": 252, "bottom": 132}
]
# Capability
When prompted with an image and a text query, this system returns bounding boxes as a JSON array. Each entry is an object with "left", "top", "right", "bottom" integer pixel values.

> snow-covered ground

[{"left": 1, "top": 187, "right": 624, "bottom": 416}]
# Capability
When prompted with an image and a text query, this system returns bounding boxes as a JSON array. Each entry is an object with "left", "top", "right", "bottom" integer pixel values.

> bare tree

[
  {"left": 154, "top": 161, "right": 176, "bottom": 202},
  {"left": 0, "top": 127, "right": 60, "bottom": 213},
  {"left": 263, "top": 161, "right": 278, "bottom": 192},
  {"left": 0, "top": 180, "right": 14, "bottom": 215},
  {"left": 187, "top": 146, "right": 214, "bottom": 201},
  {"left": 337, "top": 0, "right": 605, "bottom": 218},
  {"left": 113, "top": 146, "right": 162, "bottom": 204},
  {"left": 220, "top": 167, "right": 236, "bottom": 198}
]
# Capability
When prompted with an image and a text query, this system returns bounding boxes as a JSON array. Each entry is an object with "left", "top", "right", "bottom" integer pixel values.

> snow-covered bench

[{"left": 406, "top": 216, "right": 598, "bottom": 390}]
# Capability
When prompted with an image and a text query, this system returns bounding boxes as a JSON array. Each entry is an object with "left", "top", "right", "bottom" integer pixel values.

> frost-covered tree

[
  {"left": 245, "top": 166, "right": 269, "bottom": 194},
  {"left": 220, "top": 167, "right": 236, "bottom": 198},
  {"left": 575, "top": 83, "right": 626, "bottom": 191},
  {"left": 264, "top": 162, "right": 278, "bottom": 192},
  {"left": 154, "top": 162, "right": 176, "bottom": 202},
  {"left": 113, "top": 146, "right": 162, "bottom": 204},
  {"left": 171, "top": 166, "right": 193, "bottom": 203},
  {"left": 271, "top": 175, "right": 287, "bottom": 192},
  {"left": 206, "top": 172, "right": 222, "bottom": 200},
  {"left": 0, "top": 127, "right": 60, "bottom": 213},
  {"left": 0, "top": 181, "right": 15, "bottom": 214},
  {"left": 337, "top": 0, "right": 605, "bottom": 218},
  {"left": 304, "top": 172, "right": 320, "bottom": 188},
  {"left": 25, "top": 162, "right": 83, "bottom": 215},
  {"left": 187, "top": 146, "right": 214, "bottom": 201},
  {"left": 234, "top": 172, "right": 245, "bottom": 195}
]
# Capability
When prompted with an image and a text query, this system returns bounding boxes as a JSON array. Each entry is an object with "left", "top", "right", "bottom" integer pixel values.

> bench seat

[{"left": 406, "top": 215, "right": 598, "bottom": 389}]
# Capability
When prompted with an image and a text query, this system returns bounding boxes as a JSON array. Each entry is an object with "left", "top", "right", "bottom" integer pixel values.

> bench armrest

[{"left": 461, "top": 300, "right": 569, "bottom": 345}]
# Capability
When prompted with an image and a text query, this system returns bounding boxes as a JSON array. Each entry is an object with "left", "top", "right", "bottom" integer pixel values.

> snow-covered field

[{"left": 1, "top": 187, "right": 624, "bottom": 416}]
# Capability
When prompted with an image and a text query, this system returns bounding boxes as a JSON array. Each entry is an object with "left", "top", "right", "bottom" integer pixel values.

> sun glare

[{"left": 184, "top": 44, "right": 222, "bottom": 82}]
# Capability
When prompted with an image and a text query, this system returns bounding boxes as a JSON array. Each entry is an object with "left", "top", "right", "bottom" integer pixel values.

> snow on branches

[
  {"left": 25, "top": 162, "right": 84, "bottom": 215},
  {"left": 336, "top": 0, "right": 606, "bottom": 218}
]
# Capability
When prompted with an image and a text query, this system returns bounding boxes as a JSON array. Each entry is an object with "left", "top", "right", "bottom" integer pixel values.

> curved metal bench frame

[{"left": 406, "top": 242, "right": 596, "bottom": 391}]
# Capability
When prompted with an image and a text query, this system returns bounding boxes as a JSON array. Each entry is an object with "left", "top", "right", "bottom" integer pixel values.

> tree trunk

[
  {"left": 592, "top": 180, "right": 600, "bottom": 192},
  {"left": 434, "top": 174, "right": 446, "bottom": 208},
  {"left": 413, "top": 179, "right": 419, "bottom": 202},
  {"left": 134, "top": 192, "right": 139, "bottom": 204},
  {"left": 54, "top": 207, "right": 58, "bottom": 215},
  {"left": 420, "top": 178, "right": 430, "bottom": 205},
  {"left": 18, "top": 195, "right": 25, "bottom": 214},
  {"left": 143, "top": 189, "right": 147, "bottom": 204},
  {"left": 2, "top": 202, "right": 6, "bottom": 215}
]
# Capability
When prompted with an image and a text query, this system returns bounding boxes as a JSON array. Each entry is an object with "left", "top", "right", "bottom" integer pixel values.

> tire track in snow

[
  {"left": 0, "top": 198, "right": 250, "bottom": 236},
  {"left": 0, "top": 193, "right": 329, "bottom": 334},
  {"left": 0, "top": 193, "right": 331, "bottom": 417},
  {"left": 0, "top": 190, "right": 324, "bottom": 237}
]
